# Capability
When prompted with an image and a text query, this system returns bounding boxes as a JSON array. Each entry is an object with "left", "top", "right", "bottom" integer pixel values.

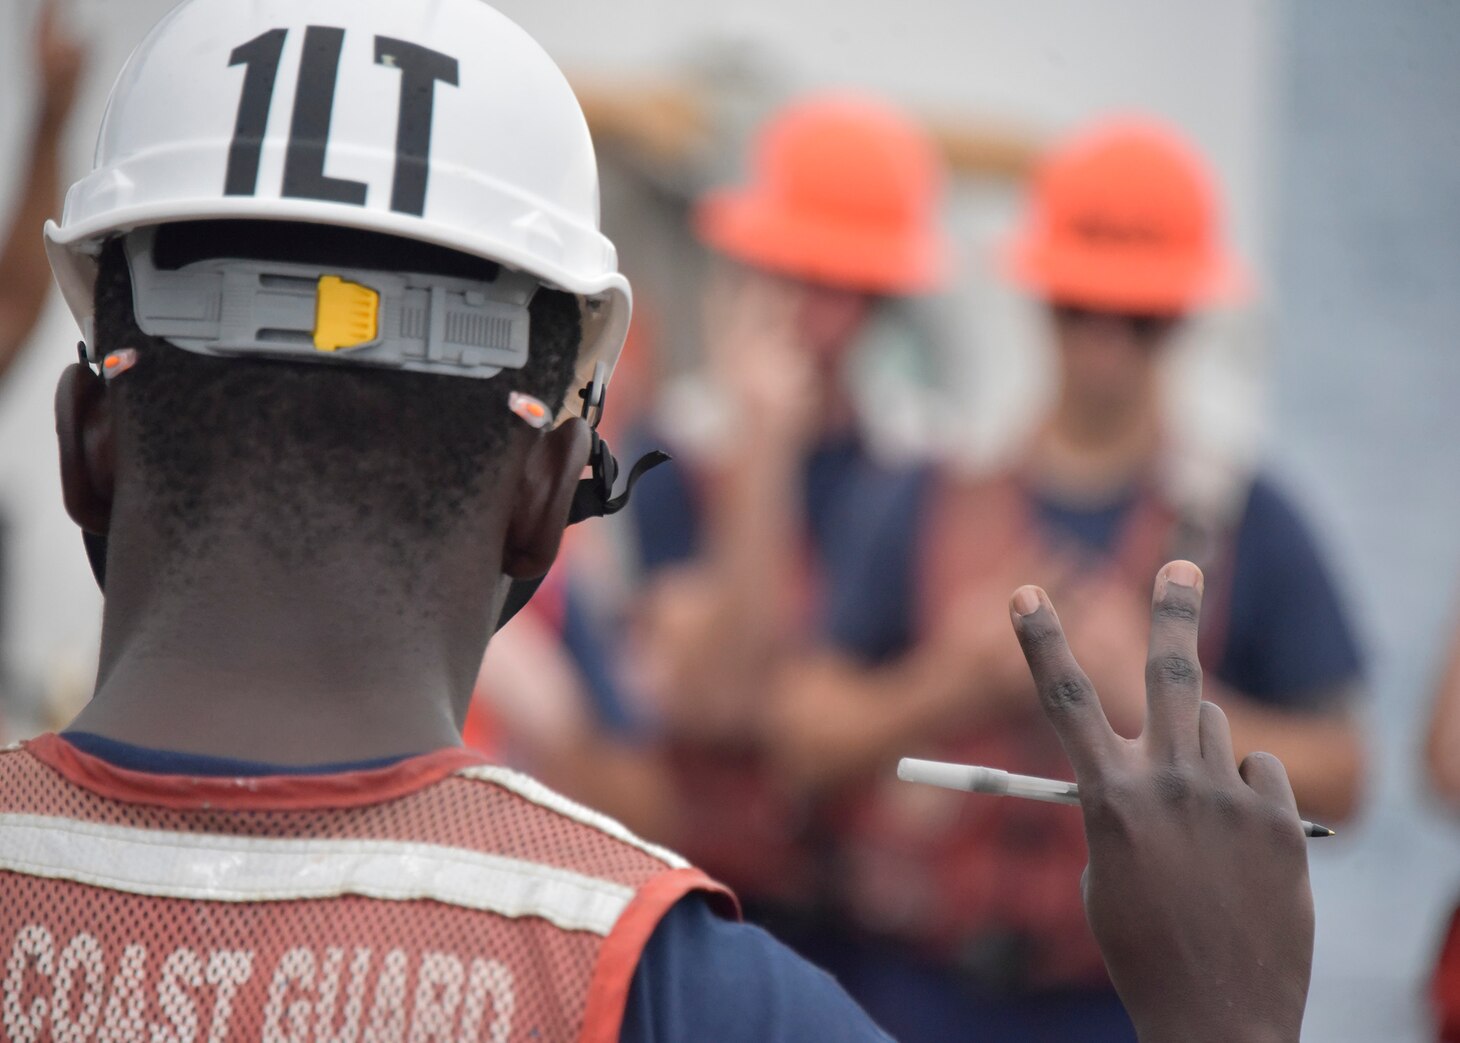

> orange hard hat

[
  {"left": 1002, "top": 117, "right": 1248, "bottom": 314},
  {"left": 695, "top": 93, "right": 950, "bottom": 295}
]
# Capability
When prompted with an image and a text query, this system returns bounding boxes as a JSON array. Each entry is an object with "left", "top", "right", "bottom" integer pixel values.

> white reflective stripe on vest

[
  {"left": 0, "top": 813, "right": 633, "bottom": 935},
  {"left": 458, "top": 764, "right": 689, "bottom": 870}
]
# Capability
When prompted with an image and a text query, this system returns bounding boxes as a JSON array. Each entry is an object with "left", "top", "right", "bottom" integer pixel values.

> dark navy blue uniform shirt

[
  {"left": 821, "top": 469, "right": 1363, "bottom": 702},
  {"left": 627, "top": 431, "right": 933, "bottom": 659},
  {"left": 628, "top": 438, "right": 1361, "bottom": 704},
  {"left": 560, "top": 430, "right": 935, "bottom": 729},
  {"left": 1026, "top": 473, "right": 1364, "bottom": 703}
]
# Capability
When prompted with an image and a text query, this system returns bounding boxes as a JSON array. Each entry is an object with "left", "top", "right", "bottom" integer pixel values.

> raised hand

[
  {"left": 1008, "top": 560, "right": 1314, "bottom": 1043},
  {"left": 702, "top": 266, "right": 820, "bottom": 449},
  {"left": 37, "top": 0, "right": 86, "bottom": 131}
]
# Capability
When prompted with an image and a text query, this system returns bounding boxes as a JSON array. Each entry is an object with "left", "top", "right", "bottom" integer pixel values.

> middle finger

[{"left": 1142, "top": 560, "right": 1205, "bottom": 760}]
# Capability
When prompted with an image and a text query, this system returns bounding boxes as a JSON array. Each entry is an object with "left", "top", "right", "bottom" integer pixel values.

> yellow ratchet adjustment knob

[{"left": 313, "top": 275, "right": 380, "bottom": 352}]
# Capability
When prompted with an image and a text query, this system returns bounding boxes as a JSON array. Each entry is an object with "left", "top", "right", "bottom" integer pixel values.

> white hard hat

[{"left": 45, "top": 0, "right": 630, "bottom": 415}]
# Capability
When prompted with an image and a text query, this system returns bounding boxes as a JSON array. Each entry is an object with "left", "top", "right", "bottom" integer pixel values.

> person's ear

[
  {"left": 54, "top": 362, "right": 115, "bottom": 535},
  {"left": 501, "top": 416, "right": 591, "bottom": 580}
]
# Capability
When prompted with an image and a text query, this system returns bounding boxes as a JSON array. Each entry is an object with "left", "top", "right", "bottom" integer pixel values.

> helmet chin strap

[
  {"left": 493, "top": 435, "right": 668, "bottom": 631},
  {"left": 494, "top": 364, "right": 668, "bottom": 631},
  {"left": 77, "top": 345, "right": 669, "bottom": 636}
]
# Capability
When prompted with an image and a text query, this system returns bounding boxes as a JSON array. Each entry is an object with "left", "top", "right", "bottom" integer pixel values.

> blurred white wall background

[
  {"left": 0, "top": 1, "right": 1453, "bottom": 1039},
  {"left": 1270, "top": 4, "right": 1460, "bottom": 1040}
]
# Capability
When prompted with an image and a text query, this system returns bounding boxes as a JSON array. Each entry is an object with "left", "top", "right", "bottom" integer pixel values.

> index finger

[{"left": 1009, "top": 585, "right": 1121, "bottom": 780}]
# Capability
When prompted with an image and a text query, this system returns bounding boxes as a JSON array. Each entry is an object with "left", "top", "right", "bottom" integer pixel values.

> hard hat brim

[
  {"left": 1000, "top": 234, "right": 1250, "bottom": 315},
  {"left": 694, "top": 188, "right": 950, "bottom": 296}
]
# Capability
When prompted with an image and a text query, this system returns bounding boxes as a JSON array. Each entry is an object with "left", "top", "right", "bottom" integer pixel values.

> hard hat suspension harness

[{"left": 117, "top": 229, "right": 537, "bottom": 379}]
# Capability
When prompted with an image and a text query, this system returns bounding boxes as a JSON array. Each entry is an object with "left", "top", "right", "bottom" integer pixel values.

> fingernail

[
  {"left": 1012, "top": 586, "right": 1041, "bottom": 616},
  {"left": 1166, "top": 561, "right": 1201, "bottom": 588}
]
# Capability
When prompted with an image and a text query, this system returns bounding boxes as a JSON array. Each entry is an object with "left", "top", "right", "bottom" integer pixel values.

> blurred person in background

[
  {"left": 0, "top": 0, "right": 83, "bottom": 740},
  {"left": 764, "top": 117, "right": 1367, "bottom": 1040},
  {"left": 616, "top": 92, "right": 953, "bottom": 947},
  {"left": 1422, "top": 605, "right": 1460, "bottom": 1039}
]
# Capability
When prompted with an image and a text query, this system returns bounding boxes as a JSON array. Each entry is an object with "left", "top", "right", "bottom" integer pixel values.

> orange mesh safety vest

[
  {"left": 830, "top": 470, "right": 1236, "bottom": 989},
  {"left": 0, "top": 735, "right": 736, "bottom": 1043}
]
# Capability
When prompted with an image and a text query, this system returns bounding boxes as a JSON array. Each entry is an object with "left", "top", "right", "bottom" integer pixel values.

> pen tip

[{"left": 1311, "top": 824, "right": 1335, "bottom": 838}]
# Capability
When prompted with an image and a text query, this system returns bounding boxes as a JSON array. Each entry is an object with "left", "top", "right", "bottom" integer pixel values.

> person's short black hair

[{"left": 94, "top": 220, "right": 582, "bottom": 574}]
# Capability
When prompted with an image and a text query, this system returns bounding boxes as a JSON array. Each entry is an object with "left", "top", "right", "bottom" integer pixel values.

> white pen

[{"left": 896, "top": 757, "right": 1335, "bottom": 839}]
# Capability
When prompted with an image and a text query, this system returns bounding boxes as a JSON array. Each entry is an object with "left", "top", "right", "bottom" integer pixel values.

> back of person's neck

[{"left": 69, "top": 530, "right": 491, "bottom": 766}]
